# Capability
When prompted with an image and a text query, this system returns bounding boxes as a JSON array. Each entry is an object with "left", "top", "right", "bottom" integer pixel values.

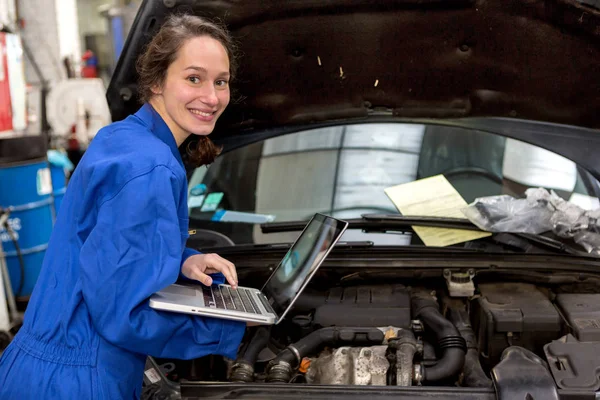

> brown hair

[{"left": 135, "top": 14, "right": 237, "bottom": 166}]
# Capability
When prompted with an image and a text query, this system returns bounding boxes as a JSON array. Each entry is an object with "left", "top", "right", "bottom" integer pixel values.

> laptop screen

[{"left": 261, "top": 214, "right": 348, "bottom": 318}]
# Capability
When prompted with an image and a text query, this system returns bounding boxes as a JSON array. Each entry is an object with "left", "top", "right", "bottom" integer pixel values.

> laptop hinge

[{"left": 258, "top": 293, "right": 276, "bottom": 315}]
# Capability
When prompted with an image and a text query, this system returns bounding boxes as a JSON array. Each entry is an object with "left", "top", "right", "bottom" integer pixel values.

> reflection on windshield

[{"left": 187, "top": 123, "right": 600, "bottom": 247}]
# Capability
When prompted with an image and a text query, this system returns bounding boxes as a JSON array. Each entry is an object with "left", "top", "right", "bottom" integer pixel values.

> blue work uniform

[{"left": 0, "top": 103, "right": 245, "bottom": 399}]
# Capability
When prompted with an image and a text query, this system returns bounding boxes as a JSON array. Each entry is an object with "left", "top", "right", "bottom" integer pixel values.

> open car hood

[{"left": 107, "top": 0, "right": 600, "bottom": 176}]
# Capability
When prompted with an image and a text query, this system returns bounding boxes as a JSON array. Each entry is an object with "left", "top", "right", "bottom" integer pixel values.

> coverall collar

[{"left": 135, "top": 103, "right": 185, "bottom": 168}]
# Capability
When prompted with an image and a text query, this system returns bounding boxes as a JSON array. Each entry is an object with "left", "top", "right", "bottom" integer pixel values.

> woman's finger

[
  {"left": 191, "top": 267, "right": 213, "bottom": 286},
  {"left": 204, "top": 254, "right": 238, "bottom": 288},
  {"left": 223, "top": 258, "right": 238, "bottom": 285}
]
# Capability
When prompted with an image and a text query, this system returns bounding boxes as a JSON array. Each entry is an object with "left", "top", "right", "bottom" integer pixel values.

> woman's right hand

[{"left": 181, "top": 253, "right": 238, "bottom": 288}]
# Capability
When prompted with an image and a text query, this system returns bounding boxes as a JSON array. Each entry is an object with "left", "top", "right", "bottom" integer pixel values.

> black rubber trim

[{"left": 181, "top": 383, "right": 497, "bottom": 399}]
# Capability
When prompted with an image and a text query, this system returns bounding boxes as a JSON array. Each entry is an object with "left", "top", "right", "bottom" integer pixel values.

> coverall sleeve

[{"left": 79, "top": 165, "right": 245, "bottom": 359}]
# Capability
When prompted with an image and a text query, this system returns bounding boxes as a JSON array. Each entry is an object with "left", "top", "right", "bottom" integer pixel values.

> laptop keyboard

[{"left": 201, "top": 285, "right": 263, "bottom": 314}]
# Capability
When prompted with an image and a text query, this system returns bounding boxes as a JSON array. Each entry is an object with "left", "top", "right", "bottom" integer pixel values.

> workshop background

[{"left": 0, "top": 0, "right": 140, "bottom": 348}]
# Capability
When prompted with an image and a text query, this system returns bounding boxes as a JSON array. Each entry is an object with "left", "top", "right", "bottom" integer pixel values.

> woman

[{"left": 0, "top": 14, "right": 246, "bottom": 399}]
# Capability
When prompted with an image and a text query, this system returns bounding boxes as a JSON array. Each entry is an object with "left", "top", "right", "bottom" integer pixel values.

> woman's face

[{"left": 151, "top": 35, "right": 231, "bottom": 145}]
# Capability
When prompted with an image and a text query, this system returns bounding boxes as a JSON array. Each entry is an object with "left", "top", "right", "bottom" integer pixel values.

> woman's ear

[{"left": 151, "top": 84, "right": 162, "bottom": 96}]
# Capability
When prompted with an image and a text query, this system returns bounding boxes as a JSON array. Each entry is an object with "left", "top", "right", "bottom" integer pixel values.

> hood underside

[{"left": 107, "top": 0, "right": 600, "bottom": 139}]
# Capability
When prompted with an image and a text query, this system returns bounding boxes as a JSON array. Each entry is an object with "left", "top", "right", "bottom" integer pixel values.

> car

[{"left": 107, "top": 0, "right": 600, "bottom": 399}]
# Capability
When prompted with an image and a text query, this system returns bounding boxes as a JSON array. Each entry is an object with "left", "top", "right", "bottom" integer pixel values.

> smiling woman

[
  {"left": 149, "top": 37, "right": 231, "bottom": 143},
  {"left": 0, "top": 13, "right": 247, "bottom": 400},
  {"left": 136, "top": 14, "right": 238, "bottom": 165}
]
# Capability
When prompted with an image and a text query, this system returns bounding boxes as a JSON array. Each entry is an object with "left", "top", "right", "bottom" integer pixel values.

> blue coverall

[{"left": 0, "top": 103, "right": 245, "bottom": 399}]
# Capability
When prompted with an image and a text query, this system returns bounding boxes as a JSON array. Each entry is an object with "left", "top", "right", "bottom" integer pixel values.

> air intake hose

[
  {"left": 447, "top": 307, "right": 493, "bottom": 388},
  {"left": 230, "top": 326, "right": 271, "bottom": 382},
  {"left": 411, "top": 291, "right": 466, "bottom": 383},
  {"left": 266, "top": 327, "right": 385, "bottom": 383}
]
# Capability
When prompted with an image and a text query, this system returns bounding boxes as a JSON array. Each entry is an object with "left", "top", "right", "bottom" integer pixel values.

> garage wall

[
  {"left": 17, "top": 0, "right": 80, "bottom": 86},
  {"left": 55, "top": 0, "right": 81, "bottom": 66},
  {"left": 0, "top": 0, "right": 16, "bottom": 30},
  {"left": 17, "top": 0, "right": 64, "bottom": 84},
  {"left": 77, "top": 0, "right": 108, "bottom": 38}
]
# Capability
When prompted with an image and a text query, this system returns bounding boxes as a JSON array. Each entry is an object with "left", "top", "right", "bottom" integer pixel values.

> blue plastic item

[
  {"left": 190, "top": 183, "right": 207, "bottom": 196},
  {"left": 47, "top": 150, "right": 72, "bottom": 217},
  {"left": 0, "top": 158, "right": 55, "bottom": 297},
  {"left": 46, "top": 150, "right": 73, "bottom": 171}
]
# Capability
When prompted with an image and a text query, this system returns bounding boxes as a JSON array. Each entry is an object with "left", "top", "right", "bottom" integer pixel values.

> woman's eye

[
  {"left": 188, "top": 76, "right": 200, "bottom": 84},
  {"left": 216, "top": 79, "right": 229, "bottom": 88}
]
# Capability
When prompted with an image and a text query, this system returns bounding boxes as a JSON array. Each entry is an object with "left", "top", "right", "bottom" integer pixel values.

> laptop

[{"left": 149, "top": 213, "right": 348, "bottom": 324}]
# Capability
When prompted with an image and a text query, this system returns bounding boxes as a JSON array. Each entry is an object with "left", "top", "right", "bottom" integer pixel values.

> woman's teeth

[{"left": 190, "top": 109, "right": 213, "bottom": 117}]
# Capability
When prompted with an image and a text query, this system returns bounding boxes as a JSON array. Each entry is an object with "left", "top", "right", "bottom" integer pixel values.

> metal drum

[{"left": 0, "top": 157, "right": 54, "bottom": 297}]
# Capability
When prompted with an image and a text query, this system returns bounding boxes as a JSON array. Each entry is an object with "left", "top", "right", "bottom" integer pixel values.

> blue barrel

[
  {"left": 0, "top": 157, "right": 54, "bottom": 298},
  {"left": 50, "top": 164, "right": 67, "bottom": 217}
]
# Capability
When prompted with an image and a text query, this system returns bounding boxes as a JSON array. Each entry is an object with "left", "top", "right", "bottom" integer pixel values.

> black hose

[
  {"left": 1, "top": 209, "right": 24, "bottom": 297},
  {"left": 230, "top": 326, "right": 271, "bottom": 382},
  {"left": 266, "top": 327, "right": 384, "bottom": 383},
  {"left": 464, "top": 349, "right": 492, "bottom": 387},
  {"left": 411, "top": 291, "right": 466, "bottom": 383},
  {"left": 240, "top": 326, "right": 271, "bottom": 365},
  {"left": 447, "top": 307, "right": 493, "bottom": 388},
  {"left": 7, "top": 225, "right": 24, "bottom": 297}
]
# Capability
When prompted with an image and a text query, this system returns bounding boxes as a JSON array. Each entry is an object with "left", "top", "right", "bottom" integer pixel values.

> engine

[
  {"left": 304, "top": 331, "right": 418, "bottom": 386},
  {"left": 291, "top": 284, "right": 418, "bottom": 386},
  {"left": 306, "top": 345, "right": 398, "bottom": 386},
  {"left": 147, "top": 279, "right": 600, "bottom": 395},
  {"left": 228, "top": 284, "right": 470, "bottom": 386}
]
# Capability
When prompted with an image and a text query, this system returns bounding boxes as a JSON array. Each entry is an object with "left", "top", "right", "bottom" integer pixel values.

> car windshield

[{"left": 187, "top": 123, "right": 600, "bottom": 248}]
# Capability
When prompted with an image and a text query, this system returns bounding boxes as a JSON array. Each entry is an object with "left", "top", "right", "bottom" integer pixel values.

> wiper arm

[
  {"left": 362, "top": 214, "right": 478, "bottom": 230},
  {"left": 261, "top": 214, "right": 592, "bottom": 256},
  {"left": 362, "top": 215, "right": 581, "bottom": 254},
  {"left": 364, "top": 214, "right": 592, "bottom": 255},
  {"left": 260, "top": 214, "right": 479, "bottom": 234}
]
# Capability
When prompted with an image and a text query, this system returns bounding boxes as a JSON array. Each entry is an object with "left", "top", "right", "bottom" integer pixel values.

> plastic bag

[
  {"left": 461, "top": 188, "right": 600, "bottom": 254},
  {"left": 574, "top": 232, "right": 600, "bottom": 255},
  {"left": 552, "top": 204, "right": 600, "bottom": 255},
  {"left": 461, "top": 188, "right": 555, "bottom": 234}
]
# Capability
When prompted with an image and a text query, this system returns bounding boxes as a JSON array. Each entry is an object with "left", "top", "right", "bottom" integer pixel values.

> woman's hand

[{"left": 181, "top": 253, "right": 238, "bottom": 288}]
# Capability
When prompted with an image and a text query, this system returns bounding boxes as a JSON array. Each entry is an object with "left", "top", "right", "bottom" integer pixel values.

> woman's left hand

[{"left": 181, "top": 253, "right": 238, "bottom": 288}]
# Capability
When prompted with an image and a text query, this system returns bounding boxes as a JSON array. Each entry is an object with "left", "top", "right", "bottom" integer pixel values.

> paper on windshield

[{"left": 384, "top": 175, "right": 491, "bottom": 247}]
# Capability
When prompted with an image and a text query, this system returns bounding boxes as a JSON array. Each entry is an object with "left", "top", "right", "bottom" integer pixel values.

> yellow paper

[{"left": 384, "top": 175, "right": 491, "bottom": 247}]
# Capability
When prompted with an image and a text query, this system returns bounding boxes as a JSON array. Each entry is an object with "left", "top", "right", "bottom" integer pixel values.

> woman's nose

[{"left": 200, "top": 85, "right": 219, "bottom": 107}]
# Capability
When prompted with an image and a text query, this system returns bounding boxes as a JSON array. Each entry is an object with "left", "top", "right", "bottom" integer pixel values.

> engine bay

[{"left": 143, "top": 268, "right": 600, "bottom": 398}]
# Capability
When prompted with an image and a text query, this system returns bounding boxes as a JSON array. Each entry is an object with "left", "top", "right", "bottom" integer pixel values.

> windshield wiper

[
  {"left": 261, "top": 214, "right": 591, "bottom": 257},
  {"left": 363, "top": 215, "right": 584, "bottom": 255},
  {"left": 261, "top": 214, "right": 481, "bottom": 234},
  {"left": 364, "top": 215, "right": 591, "bottom": 256}
]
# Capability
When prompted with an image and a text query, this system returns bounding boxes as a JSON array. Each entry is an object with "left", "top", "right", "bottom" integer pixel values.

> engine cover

[
  {"left": 305, "top": 346, "right": 389, "bottom": 385},
  {"left": 312, "top": 285, "right": 411, "bottom": 328},
  {"left": 472, "top": 283, "right": 562, "bottom": 369}
]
